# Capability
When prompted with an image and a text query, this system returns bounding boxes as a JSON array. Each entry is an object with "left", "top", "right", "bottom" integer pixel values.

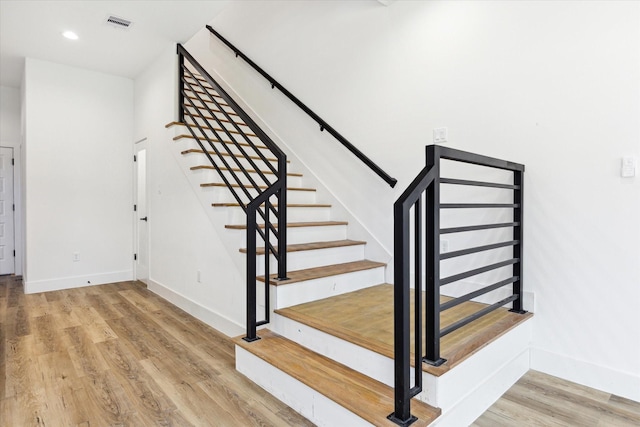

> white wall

[
  {"left": 0, "top": 85, "right": 20, "bottom": 143},
  {"left": 183, "top": 0, "right": 639, "bottom": 400},
  {"left": 134, "top": 45, "right": 244, "bottom": 336},
  {"left": 23, "top": 58, "right": 134, "bottom": 292}
]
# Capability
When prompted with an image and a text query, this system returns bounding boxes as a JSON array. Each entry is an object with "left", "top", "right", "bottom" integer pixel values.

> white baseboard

[
  {"left": 531, "top": 347, "right": 640, "bottom": 402},
  {"left": 24, "top": 270, "right": 133, "bottom": 294},
  {"left": 147, "top": 278, "right": 244, "bottom": 337}
]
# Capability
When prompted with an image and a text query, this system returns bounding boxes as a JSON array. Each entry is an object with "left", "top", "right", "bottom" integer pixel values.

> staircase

[{"left": 166, "top": 43, "right": 533, "bottom": 426}]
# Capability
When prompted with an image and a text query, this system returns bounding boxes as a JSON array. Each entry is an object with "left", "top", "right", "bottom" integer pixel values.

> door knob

[{"left": 140, "top": 216, "right": 148, "bottom": 222}]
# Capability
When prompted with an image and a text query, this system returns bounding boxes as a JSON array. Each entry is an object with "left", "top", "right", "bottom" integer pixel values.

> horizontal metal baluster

[
  {"left": 181, "top": 69, "right": 268, "bottom": 190},
  {"left": 182, "top": 65, "right": 275, "bottom": 176},
  {"left": 181, "top": 95, "right": 258, "bottom": 200}
]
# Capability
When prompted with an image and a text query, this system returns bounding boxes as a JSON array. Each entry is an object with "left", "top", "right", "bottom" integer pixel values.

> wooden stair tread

[
  {"left": 235, "top": 329, "right": 440, "bottom": 427},
  {"left": 184, "top": 79, "right": 215, "bottom": 92},
  {"left": 173, "top": 134, "right": 267, "bottom": 150},
  {"left": 257, "top": 260, "right": 385, "bottom": 285},
  {"left": 175, "top": 125, "right": 257, "bottom": 137},
  {"left": 212, "top": 202, "right": 330, "bottom": 208},
  {"left": 185, "top": 94, "right": 230, "bottom": 107},
  {"left": 190, "top": 165, "right": 302, "bottom": 177},
  {"left": 225, "top": 220, "right": 348, "bottom": 230},
  {"left": 239, "top": 239, "right": 366, "bottom": 255},
  {"left": 166, "top": 113, "right": 244, "bottom": 126},
  {"left": 201, "top": 182, "right": 316, "bottom": 192},
  {"left": 276, "top": 284, "right": 534, "bottom": 376},
  {"left": 183, "top": 83, "right": 218, "bottom": 94},
  {"left": 181, "top": 148, "right": 289, "bottom": 163},
  {"left": 183, "top": 102, "right": 240, "bottom": 116}
]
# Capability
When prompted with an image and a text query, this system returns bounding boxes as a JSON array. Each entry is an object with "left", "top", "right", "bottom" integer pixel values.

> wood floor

[
  {"left": 0, "top": 276, "right": 314, "bottom": 426},
  {"left": 2, "top": 276, "right": 639, "bottom": 426},
  {"left": 473, "top": 370, "right": 640, "bottom": 426}
]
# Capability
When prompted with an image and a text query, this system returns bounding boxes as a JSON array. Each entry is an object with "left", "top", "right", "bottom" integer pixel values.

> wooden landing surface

[
  {"left": 236, "top": 329, "right": 440, "bottom": 427},
  {"left": 276, "top": 284, "right": 533, "bottom": 376}
]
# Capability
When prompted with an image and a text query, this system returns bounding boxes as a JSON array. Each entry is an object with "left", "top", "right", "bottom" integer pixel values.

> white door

[
  {"left": 135, "top": 143, "right": 149, "bottom": 282},
  {"left": 0, "top": 147, "right": 15, "bottom": 275}
]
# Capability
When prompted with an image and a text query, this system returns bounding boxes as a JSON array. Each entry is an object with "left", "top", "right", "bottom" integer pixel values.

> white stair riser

[
  {"left": 190, "top": 168, "right": 303, "bottom": 188},
  {"left": 269, "top": 267, "right": 385, "bottom": 308},
  {"left": 184, "top": 156, "right": 291, "bottom": 176},
  {"left": 202, "top": 186, "right": 317, "bottom": 205},
  {"left": 252, "top": 244, "right": 365, "bottom": 276},
  {"left": 272, "top": 314, "right": 396, "bottom": 386},
  {"left": 176, "top": 136, "right": 275, "bottom": 157},
  {"left": 273, "top": 313, "right": 533, "bottom": 413},
  {"left": 418, "top": 319, "right": 532, "bottom": 410},
  {"left": 286, "top": 224, "right": 348, "bottom": 244},
  {"left": 183, "top": 154, "right": 281, "bottom": 172},
  {"left": 236, "top": 347, "right": 372, "bottom": 427},
  {"left": 225, "top": 224, "right": 348, "bottom": 248},
  {"left": 223, "top": 206, "right": 331, "bottom": 224},
  {"left": 183, "top": 116, "right": 253, "bottom": 133}
]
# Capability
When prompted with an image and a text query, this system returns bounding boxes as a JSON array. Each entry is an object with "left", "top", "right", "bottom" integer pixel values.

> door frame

[
  {"left": 133, "top": 138, "right": 149, "bottom": 284},
  {"left": 0, "top": 146, "right": 16, "bottom": 275}
]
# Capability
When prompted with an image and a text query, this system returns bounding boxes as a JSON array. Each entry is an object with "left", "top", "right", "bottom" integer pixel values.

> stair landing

[{"left": 276, "top": 284, "right": 533, "bottom": 376}]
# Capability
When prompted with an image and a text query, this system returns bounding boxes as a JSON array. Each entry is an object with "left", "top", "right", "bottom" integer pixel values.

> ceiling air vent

[{"left": 106, "top": 15, "right": 132, "bottom": 29}]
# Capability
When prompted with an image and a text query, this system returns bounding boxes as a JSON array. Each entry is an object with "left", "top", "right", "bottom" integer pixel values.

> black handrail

[
  {"left": 176, "top": 44, "right": 288, "bottom": 342},
  {"left": 390, "top": 144, "right": 526, "bottom": 425},
  {"left": 206, "top": 25, "right": 397, "bottom": 188}
]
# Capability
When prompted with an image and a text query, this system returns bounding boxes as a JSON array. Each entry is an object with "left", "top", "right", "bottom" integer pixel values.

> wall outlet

[
  {"left": 73, "top": 252, "right": 80, "bottom": 262},
  {"left": 440, "top": 239, "right": 449, "bottom": 253},
  {"left": 433, "top": 127, "right": 448, "bottom": 144},
  {"left": 621, "top": 156, "right": 637, "bottom": 177}
]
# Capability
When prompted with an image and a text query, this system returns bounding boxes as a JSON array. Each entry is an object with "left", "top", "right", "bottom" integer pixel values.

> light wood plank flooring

[
  {"left": 2, "top": 276, "right": 639, "bottom": 426},
  {"left": 473, "top": 370, "right": 640, "bottom": 426},
  {"left": 0, "top": 276, "right": 314, "bottom": 426}
]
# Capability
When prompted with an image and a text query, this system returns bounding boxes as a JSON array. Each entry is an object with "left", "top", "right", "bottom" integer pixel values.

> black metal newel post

[
  {"left": 277, "top": 159, "right": 288, "bottom": 280},
  {"left": 177, "top": 46, "right": 185, "bottom": 123},
  {"left": 390, "top": 199, "right": 416, "bottom": 426},
  {"left": 425, "top": 146, "right": 446, "bottom": 366},
  {"left": 244, "top": 206, "right": 259, "bottom": 342},
  {"left": 414, "top": 197, "right": 423, "bottom": 380},
  {"left": 510, "top": 170, "right": 526, "bottom": 314}
]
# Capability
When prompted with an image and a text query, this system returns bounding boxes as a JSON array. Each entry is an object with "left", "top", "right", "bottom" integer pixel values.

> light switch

[
  {"left": 621, "top": 156, "right": 637, "bottom": 178},
  {"left": 433, "top": 127, "right": 448, "bottom": 144}
]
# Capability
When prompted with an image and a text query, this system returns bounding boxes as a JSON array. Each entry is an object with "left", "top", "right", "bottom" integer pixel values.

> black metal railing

[
  {"left": 206, "top": 25, "right": 397, "bottom": 188},
  {"left": 390, "top": 144, "right": 525, "bottom": 425},
  {"left": 177, "top": 44, "right": 288, "bottom": 341}
]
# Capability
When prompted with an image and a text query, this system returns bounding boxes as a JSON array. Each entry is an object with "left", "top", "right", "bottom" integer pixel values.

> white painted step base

[
  {"left": 270, "top": 314, "right": 533, "bottom": 425},
  {"left": 236, "top": 346, "right": 377, "bottom": 427}
]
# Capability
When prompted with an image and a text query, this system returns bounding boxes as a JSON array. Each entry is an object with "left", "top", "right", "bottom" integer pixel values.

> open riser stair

[{"left": 168, "top": 41, "right": 533, "bottom": 426}]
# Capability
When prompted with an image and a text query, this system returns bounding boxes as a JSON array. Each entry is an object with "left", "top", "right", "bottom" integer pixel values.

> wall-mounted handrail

[
  {"left": 206, "top": 25, "right": 397, "bottom": 188},
  {"left": 176, "top": 44, "right": 288, "bottom": 342},
  {"left": 391, "top": 144, "right": 526, "bottom": 425}
]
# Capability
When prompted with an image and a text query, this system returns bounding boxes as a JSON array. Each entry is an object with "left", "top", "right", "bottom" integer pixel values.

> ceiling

[{"left": 0, "top": 0, "right": 231, "bottom": 88}]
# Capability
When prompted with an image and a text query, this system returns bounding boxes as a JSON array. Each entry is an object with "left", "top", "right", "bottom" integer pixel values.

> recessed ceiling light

[{"left": 62, "top": 31, "right": 79, "bottom": 40}]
